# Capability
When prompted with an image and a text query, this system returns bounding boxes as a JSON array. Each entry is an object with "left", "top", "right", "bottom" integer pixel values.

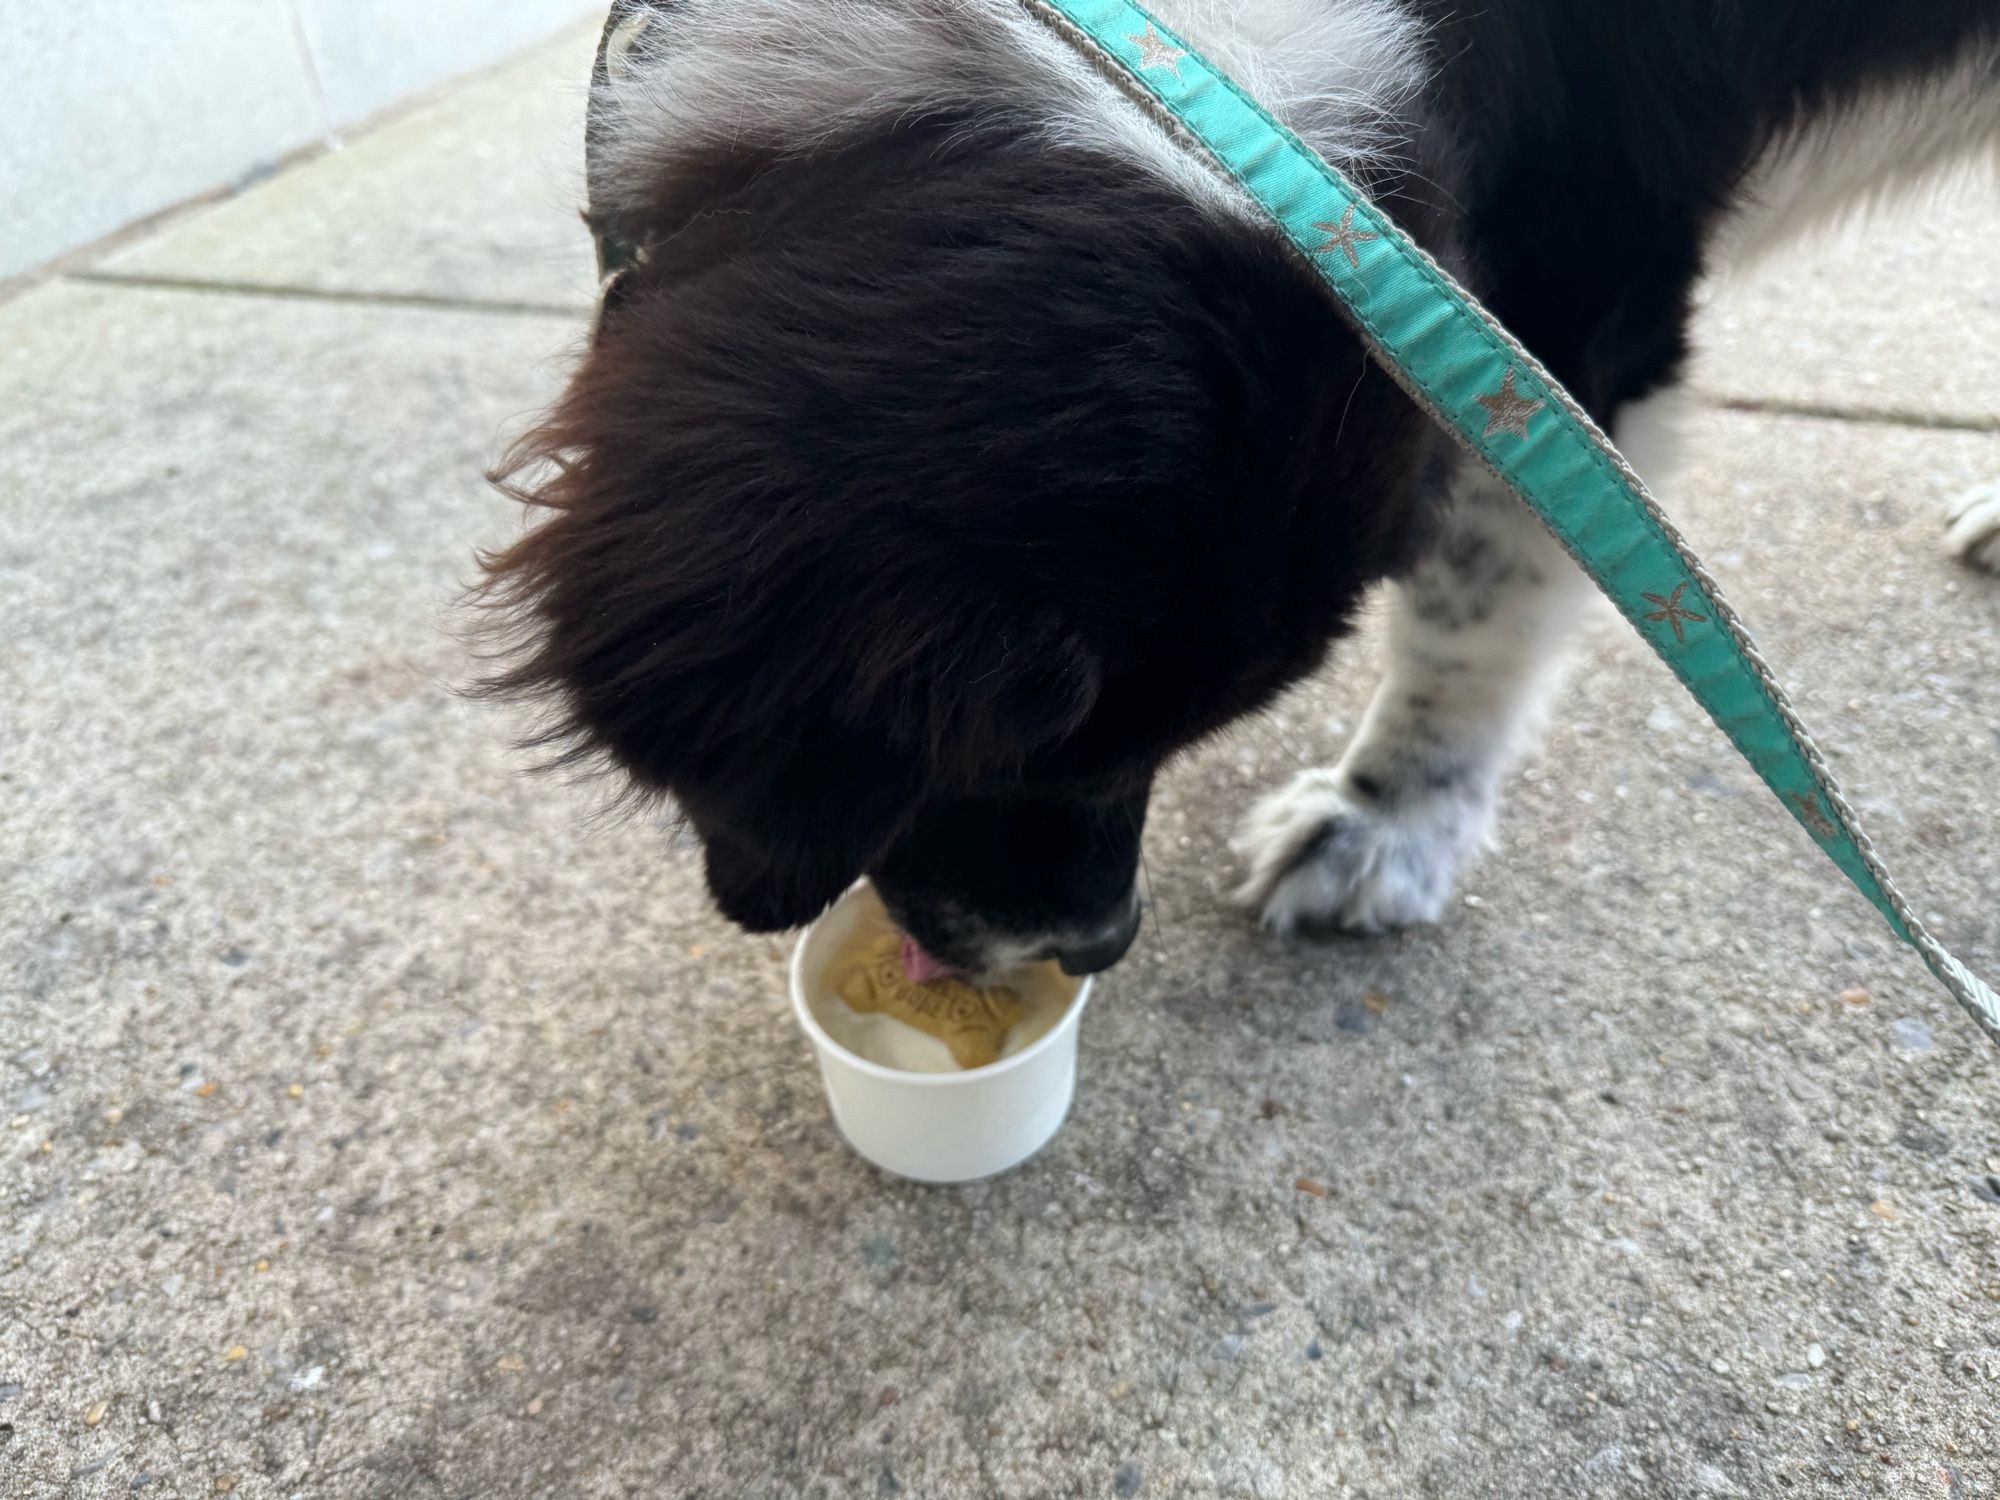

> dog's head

[{"left": 479, "top": 1, "right": 1438, "bottom": 973}]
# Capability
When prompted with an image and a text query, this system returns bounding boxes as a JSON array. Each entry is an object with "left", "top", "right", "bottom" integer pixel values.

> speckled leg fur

[{"left": 1236, "top": 395, "right": 1685, "bottom": 933}]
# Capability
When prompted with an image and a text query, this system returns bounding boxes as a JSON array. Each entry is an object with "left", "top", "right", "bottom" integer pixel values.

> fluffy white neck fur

[{"left": 594, "top": 0, "right": 1430, "bottom": 221}]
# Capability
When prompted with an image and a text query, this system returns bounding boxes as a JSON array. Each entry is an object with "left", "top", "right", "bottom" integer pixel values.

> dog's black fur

[
  {"left": 482, "top": 0, "right": 1998, "bottom": 972},
  {"left": 1430, "top": 0, "right": 2000, "bottom": 419}
]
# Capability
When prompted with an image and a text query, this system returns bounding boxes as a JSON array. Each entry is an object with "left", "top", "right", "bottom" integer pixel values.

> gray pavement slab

[
  {"left": 6, "top": 38, "right": 2000, "bottom": 1500},
  {"left": 1693, "top": 179, "right": 2000, "bottom": 431},
  {"left": 5, "top": 278, "right": 1999, "bottom": 1497},
  {"left": 91, "top": 21, "right": 602, "bottom": 314}
]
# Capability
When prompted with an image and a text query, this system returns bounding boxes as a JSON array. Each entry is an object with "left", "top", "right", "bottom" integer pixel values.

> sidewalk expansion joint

[
  {"left": 44, "top": 271, "right": 2000, "bottom": 438},
  {"left": 1709, "top": 394, "right": 1998, "bottom": 436},
  {"left": 63, "top": 269, "right": 589, "bottom": 322}
]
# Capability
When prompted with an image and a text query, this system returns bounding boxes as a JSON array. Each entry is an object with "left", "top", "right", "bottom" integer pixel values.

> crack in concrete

[
  {"left": 36, "top": 274, "right": 1998, "bottom": 444},
  {"left": 1708, "top": 395, "right": 1999, "bottom": 435},
  {"left": 61, "top": 270, "right": 587, "bottom": 323}
]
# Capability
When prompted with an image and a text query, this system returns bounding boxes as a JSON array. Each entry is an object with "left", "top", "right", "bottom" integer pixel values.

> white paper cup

[{"left": 789, "top": 883, "right": 1094, "bottom": 1183}]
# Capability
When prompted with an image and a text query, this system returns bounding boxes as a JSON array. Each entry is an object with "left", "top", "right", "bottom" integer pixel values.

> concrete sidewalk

[{"left": 4, "top": 20, "right": 1998, "bottom": 1500}]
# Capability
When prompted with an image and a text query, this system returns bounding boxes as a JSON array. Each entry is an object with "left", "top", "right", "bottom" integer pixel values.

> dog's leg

[
  {"left": 1947, "top": 482, "right": 2000, "bottom": 574},
  {"left": 1232, "top": 462, "right": 1591, "bottom": 930},
  {"left": 1233, "top": 394, "right": 1683, "bottom": 933}
]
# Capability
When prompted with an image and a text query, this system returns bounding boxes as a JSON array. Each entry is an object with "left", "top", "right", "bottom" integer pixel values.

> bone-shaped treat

[{"left": 832, "top": 928, "right": 1027, "bottom": 1069}]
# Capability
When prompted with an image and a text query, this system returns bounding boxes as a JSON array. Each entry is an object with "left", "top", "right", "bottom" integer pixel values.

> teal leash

[{"left": 1027, "top": 0, "right": 2000, "bottom": 1045}]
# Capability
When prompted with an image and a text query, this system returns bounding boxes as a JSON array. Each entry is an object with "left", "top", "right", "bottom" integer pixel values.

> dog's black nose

[{"left": 1053, "top": 903, "right": 1141, "bottom": 976}]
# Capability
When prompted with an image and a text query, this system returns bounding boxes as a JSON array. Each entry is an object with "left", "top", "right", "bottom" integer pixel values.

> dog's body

[{"left": 484, "top": 0, "right": 2000, "bottom": 973}]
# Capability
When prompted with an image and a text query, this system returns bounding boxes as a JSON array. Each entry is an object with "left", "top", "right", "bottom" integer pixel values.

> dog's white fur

[
  {"left": 1240, "top": 126, "right": 2000, "bottom": 935},
  {"left": 1717, "top": 42, "right": 2000, "bottom": 265},
  {"left": 595, "top": 0, "right": 1429, "bottom": 227},
  {"left": 1727, "top": 47, "right": 2000, "bottom": 581},
  {"left": 1236, "top": 392, "right": 1687, "bottom": 931},
  {"left": 1235, "top": 25, "right": 2000, "bottom": 936}
]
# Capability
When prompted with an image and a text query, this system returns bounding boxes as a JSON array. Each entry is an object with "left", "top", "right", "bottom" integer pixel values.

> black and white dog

[{"left": 482, "top": 0, "right": 2000, "bottom": 977}]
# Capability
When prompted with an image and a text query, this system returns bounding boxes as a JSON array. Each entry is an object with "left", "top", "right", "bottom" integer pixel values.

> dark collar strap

[{"left": 585, "top": 1, "right": 669, "bottom": 295}]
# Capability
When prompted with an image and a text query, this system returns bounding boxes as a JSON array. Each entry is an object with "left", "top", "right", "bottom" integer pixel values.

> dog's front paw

[
  {"left": 1230, "top": 769, "right": 1491, "bottom": 935},
  {"left": 1947, "top": 483, "right": 2000, "bottom": 574}
]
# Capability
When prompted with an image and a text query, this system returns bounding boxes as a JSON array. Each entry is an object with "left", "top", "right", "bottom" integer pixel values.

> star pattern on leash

[
  {"left": 1311, "top": 204, "right": 1379, "bottom": 270},
  {"left": 1474, "top": 368, "right": 1544, "bottom": 440},
  {"left": 1642, "top": 581, "right": 1709, "bottom": 644},
  {"left": 1789, "top": 791, "right": 1840, "bottom": 842},
  {"left": 1123, "top": 21, "right": 1185, "bottom": 78}
]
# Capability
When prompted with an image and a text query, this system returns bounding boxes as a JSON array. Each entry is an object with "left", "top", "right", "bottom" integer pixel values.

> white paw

[
  {"left": 1946, "top": 483, "right": 2000, "bottom": 574},
  {"left": 1230, "top": 769, "right": 1491, "bottom": 935}
]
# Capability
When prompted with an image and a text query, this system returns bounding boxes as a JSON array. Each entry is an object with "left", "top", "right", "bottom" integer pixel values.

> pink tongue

[{"left": 899, "top": 933, "right": 961, "bottom": 985}]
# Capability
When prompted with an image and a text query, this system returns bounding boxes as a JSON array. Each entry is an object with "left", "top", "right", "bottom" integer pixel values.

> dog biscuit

[{"left": 831, "top": 926, "right": 1027, "bottom": 1070}]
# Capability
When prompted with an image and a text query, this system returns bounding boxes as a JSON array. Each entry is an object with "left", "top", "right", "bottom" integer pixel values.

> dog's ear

[
  {"left": 702, "top": 829, "right": 857, "bottom": 932},
  {"left": 475, "top": 408, "right": 1105, "bottom": 934},
  {"left": 688, "top": 733, "right": 920, "bottom": 931},
  {"left": 684, "top": 606, "right": 1102, "bottom": 931}
]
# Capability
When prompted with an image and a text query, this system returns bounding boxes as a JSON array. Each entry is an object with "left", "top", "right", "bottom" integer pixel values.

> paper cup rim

[{"left": 788, "top": 904, "right": 1094, "bottom": 1088}]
